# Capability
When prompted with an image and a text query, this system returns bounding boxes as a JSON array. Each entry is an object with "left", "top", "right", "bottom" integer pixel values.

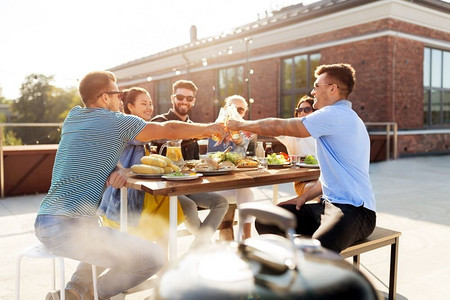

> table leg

[
  {"left": 273, "top": 184, "right": 279, "bottom": 205},
  {"left": 120, "top": 187, "right": 128, "bottom": 232},
  {"left": 169, "top": 195, "right": 178, "bottom": 262}
]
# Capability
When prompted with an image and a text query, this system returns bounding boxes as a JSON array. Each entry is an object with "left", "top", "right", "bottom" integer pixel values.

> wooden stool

[{"left": 340, "top": 227, "right": 401, "bottom": 300}]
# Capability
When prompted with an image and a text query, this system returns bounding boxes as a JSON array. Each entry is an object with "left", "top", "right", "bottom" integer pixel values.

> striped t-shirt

[{"left": 38, "top": 106, "right": 147, "bottom": 217}]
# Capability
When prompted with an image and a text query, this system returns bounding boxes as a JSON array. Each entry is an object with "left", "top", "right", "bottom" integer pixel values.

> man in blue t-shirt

[
  {"left": 227, "top": 63, "right": 376, "bottom": 253},
  {"left": 36, "top": 71, "right": 225, "bottom": 300}
]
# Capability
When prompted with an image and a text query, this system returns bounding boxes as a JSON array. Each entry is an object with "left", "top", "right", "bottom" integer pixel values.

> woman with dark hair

[
  {"left": 99, "top": 87, "right": 185, "bottom": 241},
  {"left": 276, "top": 95, "right": 318, "bottom": 196}
]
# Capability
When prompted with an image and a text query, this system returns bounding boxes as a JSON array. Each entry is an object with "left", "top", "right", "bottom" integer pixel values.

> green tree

[
  {"left": 0, "top": 114, "right": 22, "bottom": 145},
  {"left": 10, "top": 74, "right": 80, "bottom": 144},
  {"left": 0, "top": 87, "right": 5, "bottom": 103}
]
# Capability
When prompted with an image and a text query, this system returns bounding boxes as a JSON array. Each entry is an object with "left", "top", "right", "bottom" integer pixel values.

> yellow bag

[{"left": 102, "top": 193, "right": 185, "bottom": 241}]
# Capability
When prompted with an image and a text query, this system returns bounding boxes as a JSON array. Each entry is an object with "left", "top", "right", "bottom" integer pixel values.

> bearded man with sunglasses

[
  {"left": 36, "top": 72, "right": 225, "bottom": 300},
  {"left": 151, "top": 80, "right": 200, "bottom": 159},
  {"left": 151, "top": 79, "right": 229, "bottom": 250},
  {"left": 227, "top": 63, "right": 376, "bottom": 253}
]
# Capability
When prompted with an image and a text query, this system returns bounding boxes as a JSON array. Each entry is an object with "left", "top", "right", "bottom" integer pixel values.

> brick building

[{"left": 110, "top": 0, "right": 450, "bottom": 158}]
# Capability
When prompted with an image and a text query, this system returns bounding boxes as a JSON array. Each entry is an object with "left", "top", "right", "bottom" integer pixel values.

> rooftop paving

[{"left": 1, "top": 154, "right": 449, "bottom": 299}]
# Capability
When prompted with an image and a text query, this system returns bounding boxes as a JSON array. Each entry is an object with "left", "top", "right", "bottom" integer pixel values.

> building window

[
  {"left": 217, "top": 66, "right": 244, "bottom": 105},
  {"left": 156, "top": 79, "right": 172, "bottom": 115},
  {"left": 280, "top": 53, "right": 320, "bottom": 118},
  {"left": 423, "top": 47, "right": 450, "bottom": 127}
]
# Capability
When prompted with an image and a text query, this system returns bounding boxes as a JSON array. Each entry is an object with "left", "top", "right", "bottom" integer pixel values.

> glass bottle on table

[
  {"left": 265, "top": 142, "right": 274, "bottom": 157},
  {"left": 255, "top": 141, "right": 267, "bottom": 171},
  {"left": 255, "top": 142, "right": 265, "bottom": 159}
]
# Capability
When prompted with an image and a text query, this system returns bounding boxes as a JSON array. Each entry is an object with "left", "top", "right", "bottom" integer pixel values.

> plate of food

[
  {"left": 267, "top": 153, "right": 289, "bottom": 168},
  {"left": 131, "top": 172, "right": 164, "bottom": 179},
  {"left": 298, "top": 154, "right": 319, "bottom": 168},
  {"left": 236, "top": 158, "right": 259, "bottom": 168},
  {"left": 194, "top": 157, "right": 236, "bottom": 175},
  {"left": 268, "top": 163, "right": 290, "bottom": 169},
  {"left": 162, "top": 172, "right": 203, "bottom": 181},
  {"left": 197, "top": 169, "right": 234, "bottom": 176},
  {"left": 297, "top": 162, "right": 320, "bottom": 168}
]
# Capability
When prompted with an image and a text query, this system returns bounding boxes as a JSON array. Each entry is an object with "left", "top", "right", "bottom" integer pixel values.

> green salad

[
  {"left": 304, "top": 154, "right": 318, "bottom": 165},
  {"left": 165, "top": 171, "right": 188, "bottom": 177},
  {"left": 267, "top": 153, "right": 287, "bottom": 165}
]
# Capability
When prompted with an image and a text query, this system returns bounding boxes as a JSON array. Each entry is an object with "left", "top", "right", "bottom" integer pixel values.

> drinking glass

[{"left": 258, "top": 157, "right": 268, "bottom": 171}]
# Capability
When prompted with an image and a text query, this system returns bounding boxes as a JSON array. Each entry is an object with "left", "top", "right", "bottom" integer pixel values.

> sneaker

[{"left": 45, "top": 289, "right": 81, "bottom": 300}]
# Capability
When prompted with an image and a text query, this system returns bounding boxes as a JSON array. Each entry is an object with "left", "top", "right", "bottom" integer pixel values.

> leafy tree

[
  {"left": 0, "top": 87, "right": 6, "bottom": 103},
  {"left": 10, "top": 74, "right": 81, "bottom": 144},
  {"left": 0, "top": 114, "right": 22, "bottom": 145}
]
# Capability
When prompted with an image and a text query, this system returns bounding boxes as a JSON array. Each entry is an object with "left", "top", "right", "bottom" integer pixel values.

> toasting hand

[
  {"left": 203, "top": 122, "right": 227, "bottom": 141},
  {"left": 226, "top": 119, "right": 246, "bottom": 132}
]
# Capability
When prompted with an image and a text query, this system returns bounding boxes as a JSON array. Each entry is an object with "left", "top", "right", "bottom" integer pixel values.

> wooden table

[{"left": 120, "top": 167, "right": 320, "bottom": 261}]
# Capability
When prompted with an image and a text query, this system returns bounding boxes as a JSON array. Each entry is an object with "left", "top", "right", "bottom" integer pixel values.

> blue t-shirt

[
  {"left": 37, "top": 106, "right": 147, "bottom": 217},
  {"left": 302, "top": 100, "right": 376, "bottom": 212},
  {"left": 207, "top": 135, "right": 250, "bottom": 157}
]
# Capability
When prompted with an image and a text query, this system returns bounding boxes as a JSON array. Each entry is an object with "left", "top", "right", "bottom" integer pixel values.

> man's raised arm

[
  {"left": 135, "top": 121, "right": 225, "bottom": 142},
  {"left": 227, "top": 118, "right": 310, "bottom": 138}
]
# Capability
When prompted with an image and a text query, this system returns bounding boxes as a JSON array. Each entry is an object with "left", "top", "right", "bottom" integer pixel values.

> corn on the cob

[
  {"left": 141, "top": 156, "right": 168, "bottom": 167},
  {"left": 131, "top": 164, "right": 165, "bottom": 174}
]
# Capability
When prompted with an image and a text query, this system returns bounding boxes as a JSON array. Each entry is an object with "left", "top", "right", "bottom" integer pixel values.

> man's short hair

[
  {"left": 79, "top": 71, "right": 116, "bottom": 106},
  {"left": 172, "top": 80, "right": 198, "bottom": 95},
  {"left": 315, "top": 63, "right": 356, "bottom": 97}
]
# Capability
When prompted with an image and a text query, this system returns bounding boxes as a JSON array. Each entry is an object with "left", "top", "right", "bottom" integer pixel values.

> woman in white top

[{"left": 276, "top": 95, "right": 319, "bottom": 196}]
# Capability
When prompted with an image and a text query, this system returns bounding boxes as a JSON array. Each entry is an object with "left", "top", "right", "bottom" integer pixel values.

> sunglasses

[
  {"left": 174, "top": 94, "right": 195, "bottom": 102},
  {"left": 97, "top": 91, "right": 124, "bottom": 100},
  {"left": 295, "top": 107, "right": 313, "bottom": 113},
  {"left": 313, "top": 83, "right": 335, "bottom": 91}
]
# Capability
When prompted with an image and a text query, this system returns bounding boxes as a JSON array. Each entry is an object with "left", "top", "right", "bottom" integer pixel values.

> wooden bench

[{"left": 340, "top": 227, "right": 401, "bottom": 300}]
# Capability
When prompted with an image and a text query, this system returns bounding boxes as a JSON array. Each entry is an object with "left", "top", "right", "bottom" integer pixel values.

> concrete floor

[{"left": 1, "top": 154, "right": 449, "bottom": 299}]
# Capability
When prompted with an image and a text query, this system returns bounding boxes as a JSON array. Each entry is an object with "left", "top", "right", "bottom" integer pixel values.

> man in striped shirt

[{"left": 36, "top": 71, "right": 225, "bottom": 300}]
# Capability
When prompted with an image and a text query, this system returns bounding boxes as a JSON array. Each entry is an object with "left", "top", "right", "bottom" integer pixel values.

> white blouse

[{"left": 275, "top": 135, "right": 316, "bottom": 157}]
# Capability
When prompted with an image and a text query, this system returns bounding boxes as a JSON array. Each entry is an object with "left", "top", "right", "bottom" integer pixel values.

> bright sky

[{"left": 0, "top": 0, "right": 307, "bottom": 99}]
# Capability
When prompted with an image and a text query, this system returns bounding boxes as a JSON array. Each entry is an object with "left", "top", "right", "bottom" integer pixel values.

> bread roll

[
  {"left": 195, "top": 163, "right": 214, "bottom": 172},
  {"left": 218, "top": 160, "right": 235, "bottom": 170},
  {"left": 202, "top": 157, "right": 219, "bottom": 170}
]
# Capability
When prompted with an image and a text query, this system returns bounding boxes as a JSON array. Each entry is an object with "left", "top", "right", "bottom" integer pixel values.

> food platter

[
  {"left": 236, "top": 166, "right": 258, "bottom": 171},
  {"left": 198, "top": 169, "right": 234, "bottom": 176},
  {"left": 131, "top": 172, "right": 164, "bottom": 179},
  {"left": 268, "top": 163, "right": 290, "bottom": 169},
  {"left": 297, "top": 162, "right": 320, "bottom": 168},
  {"left": 237, "top": 164, "right": 259, "bottom": 168},
  {"left": 162, "top": 173, "right": 203, "bottom": 181}
]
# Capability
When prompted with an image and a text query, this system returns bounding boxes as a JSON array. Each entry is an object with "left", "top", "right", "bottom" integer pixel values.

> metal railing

[
  {"left": 0, "top": 123, "right": 62, "bottom": 198},
  {"left": 365, "top": 122, "right": 398, "bottom": 160}
]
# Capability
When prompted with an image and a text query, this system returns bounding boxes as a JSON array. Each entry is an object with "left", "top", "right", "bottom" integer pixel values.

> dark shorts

[{"left": 255, "top": 199, "right": 376, "bottom": 253}]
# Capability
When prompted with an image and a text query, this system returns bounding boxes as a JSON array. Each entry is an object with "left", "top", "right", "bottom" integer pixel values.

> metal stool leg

[
  {"left": 15, "top": 243, "right": 66, "bottom": 300},
  {"left": 92, "top": 265, "right": 98, "bottom": 300},
  {"left": 58, "top": 258, "right": 65, "bottom": 300},
  {"left": 15, "top": 254, "right": 24, "bottom": 300}
]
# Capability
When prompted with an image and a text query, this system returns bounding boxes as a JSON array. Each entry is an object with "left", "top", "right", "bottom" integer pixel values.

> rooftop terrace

[{"left": 1, "top": 154, "right": 449, "bottom": 299}]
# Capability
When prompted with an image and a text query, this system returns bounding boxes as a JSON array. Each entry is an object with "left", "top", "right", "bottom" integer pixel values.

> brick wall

[
  {"left": 248, "top": 58, "right": 280, "bottom": 119},
  {"left": 117, "top": 17, "right": 450, "bottom": 157},
  {"left": 399, "top": 133, "right": 450, "bottom": 156}
]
